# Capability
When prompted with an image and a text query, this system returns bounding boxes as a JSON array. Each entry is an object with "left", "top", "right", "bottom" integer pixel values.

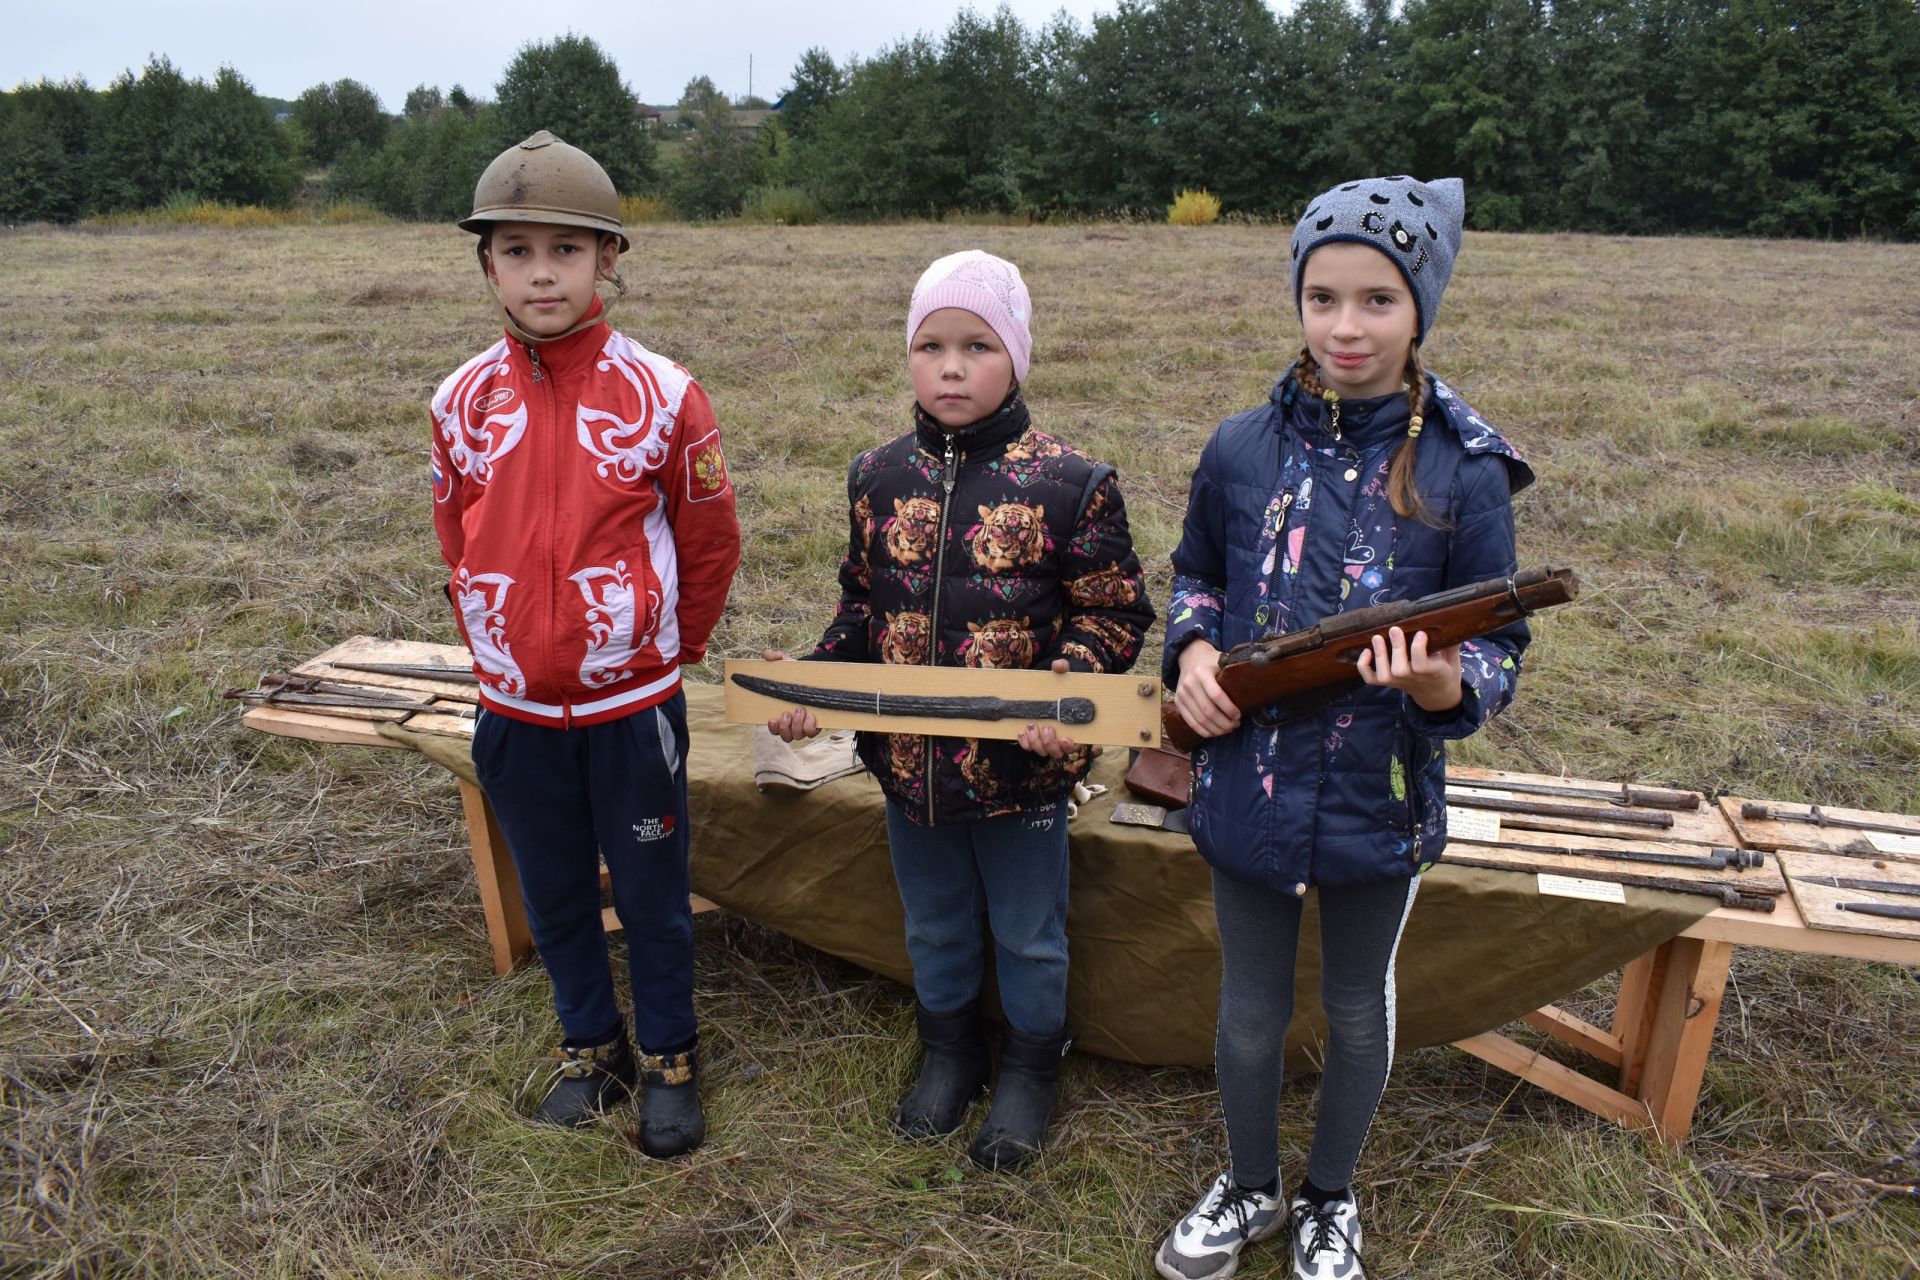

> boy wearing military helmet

[{"left": 432, "top": 131, "right": 741, "bottom": 1156}]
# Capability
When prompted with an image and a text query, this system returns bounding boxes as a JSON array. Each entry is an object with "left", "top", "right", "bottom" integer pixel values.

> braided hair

[{"left": 1293, "top": 345, "right": 1447, "bottom": 529}]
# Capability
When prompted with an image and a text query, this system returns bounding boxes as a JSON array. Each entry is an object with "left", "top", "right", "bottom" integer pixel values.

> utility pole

[{"left": 748, "top": 54, "right": 753, "bottom": 102}]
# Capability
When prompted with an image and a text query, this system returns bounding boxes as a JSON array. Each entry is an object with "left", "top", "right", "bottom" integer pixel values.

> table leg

[
  {"left": 1631, "top": 937, "right": 1734, "bottom": 1144},
  {"left": 1454, "top": 1031, "right": 1655, "bottom": 1130},
  {"left": 458, "top": 778, "right": 533, "bottom": 975},
  {"left": 1614, "top": 944, "right": 1665, "bottom": 1096}
]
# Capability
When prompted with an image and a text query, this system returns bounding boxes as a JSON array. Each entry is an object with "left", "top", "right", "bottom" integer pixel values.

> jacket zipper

[
  {"left": 526, "top": 340, "right": 565, "bottom": 726},
  {"left": 925, "top": 435, "right": 961, "bottom": 824},
  {"left": 1403, "top": 727, "right": 1427, "bottom": 863}
]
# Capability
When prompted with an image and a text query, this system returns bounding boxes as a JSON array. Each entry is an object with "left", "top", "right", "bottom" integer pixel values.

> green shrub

[
  {"left": 1470, "top": 192, "right": 1527, "bottom": 231},
  {"left": 740, "top": 185, "right": 825, "bottom": 226}
]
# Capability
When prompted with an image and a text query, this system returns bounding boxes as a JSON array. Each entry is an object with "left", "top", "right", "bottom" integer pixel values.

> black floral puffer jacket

[{"left": 803, "top": 394, "right": 1153, "bottom": 825}]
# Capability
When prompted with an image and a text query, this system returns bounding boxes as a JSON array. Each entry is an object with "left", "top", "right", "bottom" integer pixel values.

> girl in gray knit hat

[{"left": 1154, "top": 175, "right": 1536, "bottom": 1280}]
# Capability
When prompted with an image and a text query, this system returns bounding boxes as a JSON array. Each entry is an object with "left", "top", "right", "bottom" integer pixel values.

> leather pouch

[{"left": 1124, "top": 742, "right": 1193, "bottom": 809}]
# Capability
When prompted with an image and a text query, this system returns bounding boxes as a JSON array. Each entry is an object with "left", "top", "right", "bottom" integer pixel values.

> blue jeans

[
  {"left": 884, "top": 799, "right": 1070, "bottom": 1037},
  {"left": 471, "top": 694, "right": 696, "bottom": 1054}
]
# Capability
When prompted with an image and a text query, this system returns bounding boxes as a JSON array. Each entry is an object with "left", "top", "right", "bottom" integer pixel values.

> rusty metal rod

[
  {"left": 330, "top": 660, "right": 480, "bottom": 685},
  {"left": 1488, "top": 839, "right": 1765, "bottom": 874},
  {"left": 1451, "top": 778, "right": 1700, "bottom": 812},
  {"left": 1449, "top": 794, "right": 1675, "bottom": 829},
  {"left": 1445, "top": 855, "right": 1776, "bottom": 912},
  {"left": 1835, "top": 900, "right": 1920, "bottom": 922},
  {"left": 1798, "top": 876, "right": 1920, "bottom": 900},
  {"left": 1740, "top": 802, "right": 1918, "bottom": 839},
  {"left": 225, "top": 686, "right": 473, "bottom": 718},
  {"left": 259, "top": 673, "right": 423, "bottom": 703}
]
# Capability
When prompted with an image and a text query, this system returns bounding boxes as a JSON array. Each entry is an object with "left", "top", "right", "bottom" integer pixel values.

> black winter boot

[
  {"left": 637, "top": 1045, "right": 705, "bottom": 1159},
  {"left": 534, "top": 1029, "right": 636, "bottom": 1128},
  {"left": 892, "top": 999, "right": 990, "bottom": 1139},
  {"left": 967, "top": 1026, "right": 1071, "bottom": 1172}
]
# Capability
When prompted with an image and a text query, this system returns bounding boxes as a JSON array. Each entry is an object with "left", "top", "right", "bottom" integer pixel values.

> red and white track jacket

[{"left": 430, "top": 306, "right": 740, "bottom": 728}]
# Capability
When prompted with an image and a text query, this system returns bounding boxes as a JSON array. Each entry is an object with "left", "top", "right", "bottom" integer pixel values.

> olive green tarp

[{"left": 388, "top": 683, "right": 1713, "bottom": 1069}]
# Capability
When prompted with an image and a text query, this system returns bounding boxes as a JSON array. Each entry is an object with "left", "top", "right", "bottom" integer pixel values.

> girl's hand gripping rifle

[{"left": 1162, "top": 567, "right": 1579, "bottom": 752}]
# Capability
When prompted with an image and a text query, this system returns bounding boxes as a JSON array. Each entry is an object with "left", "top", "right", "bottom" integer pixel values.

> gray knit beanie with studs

[{"left": 1289, "top": 175, "right": 1466, "bottom": 345}]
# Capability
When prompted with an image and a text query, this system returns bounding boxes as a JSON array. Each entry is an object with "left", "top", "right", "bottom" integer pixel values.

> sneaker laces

[
  {"left": 1293, "top": 1200, "right": 1368, "bottom": 1273},
  {"left": 1202, "top": 1183, "right": 1265, "bottom": 1235}
]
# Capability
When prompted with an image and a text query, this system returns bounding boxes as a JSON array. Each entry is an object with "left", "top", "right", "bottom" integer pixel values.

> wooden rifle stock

[{"left": 1162, "top": 567, "right": 1578, "bottom": 752}]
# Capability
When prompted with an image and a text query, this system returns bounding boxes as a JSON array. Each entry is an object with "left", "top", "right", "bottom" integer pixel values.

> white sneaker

[
  {"left": 1288, "top": 1193, "right": 1365, "bottom": 1279},
  {"left": 1155, "top": 1172, "right": 1287, "bottom": 1280}
]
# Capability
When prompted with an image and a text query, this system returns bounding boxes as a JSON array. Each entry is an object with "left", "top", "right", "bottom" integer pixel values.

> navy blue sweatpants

[{"left": 471, "top": 692, "right": 696, "bottom": 1054}]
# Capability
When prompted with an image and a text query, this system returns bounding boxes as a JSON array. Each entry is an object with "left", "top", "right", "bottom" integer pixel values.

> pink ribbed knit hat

[{"left": 906, "top": 250, "right": 1032, "bottom": 383}]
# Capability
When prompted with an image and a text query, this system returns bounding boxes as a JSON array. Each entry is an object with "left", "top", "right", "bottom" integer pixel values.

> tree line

[
  {"left": 782, "top": 0, "right": 1919, "bottom": 238},
  {"left": 4, "top": 0, "right": 1916, "bottom": 238}
]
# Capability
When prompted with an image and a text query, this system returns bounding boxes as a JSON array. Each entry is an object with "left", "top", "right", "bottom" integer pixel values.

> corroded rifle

[{"left": 1163, "top": 567, "right": 1578, "bottom": 752}]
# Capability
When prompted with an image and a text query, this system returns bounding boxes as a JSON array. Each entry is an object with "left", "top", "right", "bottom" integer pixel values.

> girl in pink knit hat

[{"left": 765, "top": 249, "right": 1153, "bottom": 1172}]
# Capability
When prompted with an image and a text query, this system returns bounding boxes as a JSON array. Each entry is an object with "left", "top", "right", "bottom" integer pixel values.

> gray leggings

[{"left": 1212, "top": 869, "right": 1420, "bottom": 1192}]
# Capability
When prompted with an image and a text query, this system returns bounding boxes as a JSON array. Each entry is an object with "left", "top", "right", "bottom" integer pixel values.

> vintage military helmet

[{"left": 460, "top": 130, "right": 629, "bottom": 252}]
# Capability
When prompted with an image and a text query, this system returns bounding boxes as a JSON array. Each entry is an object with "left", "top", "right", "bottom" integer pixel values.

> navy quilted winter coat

[{"left": 1163, "top": 373, "right": 1534, "bottom": 894}]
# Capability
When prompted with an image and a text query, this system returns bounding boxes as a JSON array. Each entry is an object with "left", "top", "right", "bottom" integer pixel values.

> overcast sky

[{"left": 5, "top": 0, "right": 1129, "bottom": 107}]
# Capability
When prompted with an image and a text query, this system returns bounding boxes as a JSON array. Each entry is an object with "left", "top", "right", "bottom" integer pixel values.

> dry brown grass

[{"left": 1, "top": 221, "right": 1916, "bottom": 1278}]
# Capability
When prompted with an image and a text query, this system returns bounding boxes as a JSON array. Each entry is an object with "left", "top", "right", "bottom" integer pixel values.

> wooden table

[
  {"left": 237, "top": 638, "right": 715, "bottom": 976},
  {"left": 240, "top": 639, "right": 1920, "bottom": 1146},
  {"left": 1455, "top": 891, "right": 1920, "bottom": 1143}
]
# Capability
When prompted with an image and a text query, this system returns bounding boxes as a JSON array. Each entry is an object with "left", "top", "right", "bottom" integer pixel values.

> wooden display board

[
  {"left": 293, "top": 635, "right": 479, "bottom": 700},
  {"left": 722, "top": 658, "right": 1162, "bottom": 750},
  {"left": 1445, "top": 829, "right": 1782, "bottom": 901},
  {"left": 1446, "top": 768, "right": 1735, "bottom": 846},
  {"left": 1776, "top": 848, "right": 1920, "bottom": 941},
  {"left": 241, "top": 637, "right": 477, "bottom": 747},
  {"left": 1719, "top": 796, "right": 1920, "bottom": 860}
]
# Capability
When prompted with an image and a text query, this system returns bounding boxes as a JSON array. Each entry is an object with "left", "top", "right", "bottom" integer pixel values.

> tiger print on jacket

[{"left": 802, "top": 393, "right": 1153, "bottom": 824}]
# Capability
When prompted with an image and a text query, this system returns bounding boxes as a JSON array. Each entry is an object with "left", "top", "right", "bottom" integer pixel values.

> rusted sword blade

[
  {"left": 1835, "top": 900, "right": 1920, "bottom": 922},
  {"left": 731, "top": 672, "right": 1095, "bottom": 725}
]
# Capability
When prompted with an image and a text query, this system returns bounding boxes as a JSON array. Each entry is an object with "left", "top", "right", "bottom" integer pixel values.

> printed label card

[{"left": 1536, "top": 874, "right": 1627, "bottom": 904}]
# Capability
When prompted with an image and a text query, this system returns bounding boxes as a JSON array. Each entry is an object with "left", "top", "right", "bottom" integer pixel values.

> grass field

[{"left": 2, "top": 220, "right": 1917, "bottom": 1279}]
